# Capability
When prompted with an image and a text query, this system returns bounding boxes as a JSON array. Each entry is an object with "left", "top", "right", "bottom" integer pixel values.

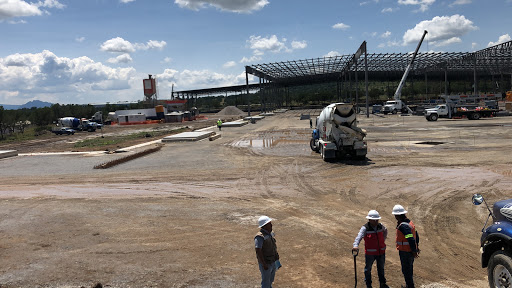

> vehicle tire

[
  {"left": 392, "top": 109, "right": 397, "bottom": 114},
  {"left": 470, "top": 112, "right": 480, "bottom": 120},
  {"left": 488, "top": 251, "right": 512, "bottom": 288},
  {"left": 430, "top": 114, "right": 438, "bottom": 121},
  {"left": 310, "top": 138, "right": 319, "bottom": 152},
  {"left": 383, "top": 111, "right": 389, "bottom": 115}
]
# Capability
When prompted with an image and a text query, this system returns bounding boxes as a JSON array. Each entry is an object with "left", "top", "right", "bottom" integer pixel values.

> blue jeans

[
  {"left": 259, "top": 262, "right": 276, "bottom": 288},
  {"left": 399, "top": 251, "right": 415, "bottom": 288},
  {"left": 364, "top": 254, "right": 386, "bottom": 288}
]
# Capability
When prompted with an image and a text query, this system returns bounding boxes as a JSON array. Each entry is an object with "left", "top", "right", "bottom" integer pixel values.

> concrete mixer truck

[{"left": 310, "top": 103, "right": 367, "bottom": 161}]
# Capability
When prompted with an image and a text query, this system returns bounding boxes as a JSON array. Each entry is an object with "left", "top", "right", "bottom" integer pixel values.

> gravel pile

[{"left": 215, "top": 106, "right": 245, "bottom": 116}]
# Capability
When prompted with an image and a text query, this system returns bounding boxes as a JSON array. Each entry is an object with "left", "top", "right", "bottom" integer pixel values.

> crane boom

[{"left": 394, "top": 30, "right": 428, "bottom": 100}]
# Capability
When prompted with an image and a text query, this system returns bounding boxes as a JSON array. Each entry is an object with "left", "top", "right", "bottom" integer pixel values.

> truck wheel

[
  {"left": 392, "top": 109, "right": 397, "bottom": 114},
  {"left": 488, "top": 251, "right": 512, "bottom": 288},
  {"left": 430, "top": 114, "right": 438, "bottom": 121},
  {"left": 383, "top": 111, "right": 389, "bottom": 115},
  {"left": 470, "top": 112, "right": 480, "bottom": 120},
  {"left": 310, "top": 138, "right": 319, "bottom": 152}
]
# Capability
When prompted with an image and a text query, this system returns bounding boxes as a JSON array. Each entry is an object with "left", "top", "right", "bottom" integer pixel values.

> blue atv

[{"left": 472, "top": 194, "right": 512, "bottom": 288}]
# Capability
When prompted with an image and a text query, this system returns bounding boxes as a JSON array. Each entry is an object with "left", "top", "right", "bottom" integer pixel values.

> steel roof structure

[
  {"left": 245, "top": 40, "right": 512, "bottom": 86},
  {"left": 172, "top": 40, "right": 511, "bottom": 99}
]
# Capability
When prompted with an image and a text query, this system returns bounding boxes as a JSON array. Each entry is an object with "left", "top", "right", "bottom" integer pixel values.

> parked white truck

[
  {"left": 382, "top": 100, "right": 406, "bottom": 115},
  {"left": 310, "top": 103, "right": 367, "bottom": 161},
  {"left": 424, "top": 103, "right": 499, "bottom": 121}
]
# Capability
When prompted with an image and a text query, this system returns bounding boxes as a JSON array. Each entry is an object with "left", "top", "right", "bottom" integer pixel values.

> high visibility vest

[
  {"left": 396, "top": 220, "right": 416, "bottom": 252},
  {"left": 217, "top": 120, "right": 222, "bottom": 126},
  {"left": 364, "top": 223, "right": 386, "bottom": 255}
]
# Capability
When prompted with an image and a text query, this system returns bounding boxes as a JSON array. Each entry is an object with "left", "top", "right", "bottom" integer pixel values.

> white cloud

[
  {"left": 162, "top": 57, "right": 173, "bottom": 63},
  {"left": 381, "top": 31, "right": 392, "bottom": 38},
  {"left": 248, "top": 35, "right": 287, "bottom": 53},
  {"left": 107, "top": 53, "right": 133, "bottom": 64},
  {"left": 324, "top": 51, "right": 341, "bottom": 57},
  {"left": 381, "top": 7, "right": 396, "bottom": 13},
  {"left": 157, "top": 69, "right": 253, "bottom": 93},
  {"left": 101, "top": 37, "right": 136, "bottom": 53},
  {"left": 488, "top": 34, "right": 511, "bottom": 47},
  {"left": 120, "top": 0, "right": 136, "bottom": 3},
  {"left": 8, "top": 19, "right": 27, "bottom": 24},
  {"left": 174, "top": 0, "right": 269, "bottom": 13},
  {"left": 0, "top": 50, "right": 137, "bottom": 104},
  {"left": 360, "top": 0, "right": 379, "bottom": 5},
  {"left": 100, "top": 37, "right": 167, "bottom": 53},
  {"left": 398, "top": 0, "right": 435, "bottom": 12},
  {"left": 242, "top": 35, "right": 307, "bottom": 63},
  {"left": 291, "top": 40, "right": 307, "bottom": 50},
  {"left": 471, "top": 42, "right": 478, "bottom": 50},
  {"left": 75, "top": 37, "right": 85, "bottom": 43},
  {"left": 332, "top": 22, "right": 350, "bottom": 30},
  {"left": 0, "top": 0, "right": 65, "bottom": 21},
  {"left": 403, "top": 15, "right": 477, "bottom": 46},
  {"left": 36, "top": 0, "right": 65, "bottom": 9},
  {"left": 240, "top": 55, "right": 262, "bottom": 63},
  {"left": 451, "top": 0, "right": 471, "bottom": 5},
  {"left": 223, "top": 61, "right": 237, "bottom": 68}
]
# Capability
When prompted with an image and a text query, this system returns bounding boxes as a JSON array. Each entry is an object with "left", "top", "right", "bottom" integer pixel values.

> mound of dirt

[{"left": 216, "top": 106, "right": 245, "bottom": 116}]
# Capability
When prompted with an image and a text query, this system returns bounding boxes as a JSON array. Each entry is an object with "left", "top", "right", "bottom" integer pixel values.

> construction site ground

[{"left": 0, "top": 110, "right": 511, "bottom": 288}]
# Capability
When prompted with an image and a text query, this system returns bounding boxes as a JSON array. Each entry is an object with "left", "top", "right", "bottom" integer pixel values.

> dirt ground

[{"left": 0, "top": 110, "right": 511, "bottom": 288}]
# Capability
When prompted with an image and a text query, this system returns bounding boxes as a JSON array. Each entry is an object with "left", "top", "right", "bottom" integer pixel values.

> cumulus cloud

[
  {"left": 101, "top": 37, "right": 136, "bottom": 53},
  {"left": 451, "top": 0, "right": 471, "bottom": 5},
  {"left": 397, "top": 0, "right": 435, "bottom": 12},
  {"left": 324, "top": 51, "right": 341, "bottom": 57},
  {"left": 223, "top": 61, "right": 237, "bottom": 68},
  {"left": 100, "top": 37, "right": 167, "bottom": 53},
  {"left": 174, "top": 0, "right": 269, "bottom": 13},
  {"left": 291, "top": 40, "right": 307, "bottom": 50},
  {"left": 0, "top": 0, "right": 64, "bottom": 20},
  {"left": 381, "top": 7, "right": 397, "bottom": 13},
  {"left": 241, "top": 35, "right": 307, "bottom": 64},
  {"left": 162, "top": 57, "right": 173, "bottom": 63},
  {"left": 488, "top": 34, "right": 511, "bottom": 47},
  {"left": 403, "top": 15, "right": 477, "bottom": 46},
  {"left": 332, "top": 22, "right": 350, "bottom": 30},
  {"left": 75, "top": 36, "right": 85, "bottom": 43},
  {"left": 107, "top": 53, "right": 133, "bottom": 64},
  {"left": 0, "top": 50, "right": 137, "bottom": 104},
  {"left": 381, "top": 31, "right": 392, "bottom": 38},
  {"left": 120, "top": 0, "right": 136, "bottom": 3}
]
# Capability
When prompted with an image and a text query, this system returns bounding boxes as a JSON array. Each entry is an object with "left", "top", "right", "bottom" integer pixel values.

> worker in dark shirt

[{"left": 392, "top": 204, "right": 419, "bottom": 288}]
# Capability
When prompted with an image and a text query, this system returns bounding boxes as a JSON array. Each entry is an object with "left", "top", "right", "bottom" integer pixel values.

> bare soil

[{"left": 0, "top": 110, "right": 511, "bottom": 288}]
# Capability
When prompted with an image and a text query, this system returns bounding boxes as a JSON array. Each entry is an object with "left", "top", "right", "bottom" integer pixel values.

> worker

[
  {"left": 309, "top": 118, "right": 313, "bottom": 128},
  {"left": 352, "top": 210, "right": 389, "bottom": 288},
  {"left": 392, "top": 204, "right": 420, "bottom": 288},
  {"left": 217, "top": 119, "right": 222, "bottom": 131},
  {"left": 255, "top": 215, "right": 281, "bottom": 288}
]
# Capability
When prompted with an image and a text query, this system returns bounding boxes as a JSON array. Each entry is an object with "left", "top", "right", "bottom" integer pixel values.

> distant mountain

[{"left": 0, "top": 100, "right": 53, "bottom": 110}]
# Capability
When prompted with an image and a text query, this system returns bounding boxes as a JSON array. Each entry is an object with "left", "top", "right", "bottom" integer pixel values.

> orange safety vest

[
  {"left": 396, "top": 220, "right": 416, "bottom": 252},
  {"left": 364, "top": 223, "right": 386, "bottom": 255}
]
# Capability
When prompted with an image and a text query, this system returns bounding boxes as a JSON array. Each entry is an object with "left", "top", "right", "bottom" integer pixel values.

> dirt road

[{"left": 0, "top": 111, "right": 511, "bottom": 287}]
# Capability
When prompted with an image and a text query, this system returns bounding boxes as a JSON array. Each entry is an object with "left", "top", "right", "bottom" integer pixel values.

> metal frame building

[{"left": 173, "top": 40, "right": 512, "bottom": 114}]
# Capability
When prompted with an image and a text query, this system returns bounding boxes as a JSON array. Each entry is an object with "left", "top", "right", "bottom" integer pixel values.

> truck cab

[
  {"left": 382, "top": 100, "right": 403, "bottom": 115},
  {"left": 425, "top": 104, "right": 451, "bottom": 121},
  {"left": 472, "top": 194, "right": 512, "bottom": 288}
]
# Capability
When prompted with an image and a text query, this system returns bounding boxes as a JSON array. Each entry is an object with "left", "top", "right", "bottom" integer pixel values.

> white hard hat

[
  {"left": 366, "top": 210, "right": 381, "bottom": 220},
  {"left": 258, "top": 215, "right": 272, "bottom": 228},
  {"left": 392, "top": 204, "right": 408, "bottom": 215}
]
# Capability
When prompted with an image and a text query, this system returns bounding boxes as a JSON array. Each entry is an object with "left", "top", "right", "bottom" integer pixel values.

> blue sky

[{"left": 0, "top": 0, "right": 511, "bottom": 105}]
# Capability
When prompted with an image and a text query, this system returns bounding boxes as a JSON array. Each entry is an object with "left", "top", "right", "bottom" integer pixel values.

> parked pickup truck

[
  {"left": 52, "top": 127, "right": 76, "bottom": 135},
  {"left": 425, "top": 104, "right": 498, "bottom": 121}
]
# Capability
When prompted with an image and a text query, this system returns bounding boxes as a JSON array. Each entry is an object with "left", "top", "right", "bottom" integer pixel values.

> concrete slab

[
  {"left": 0, "top": 150, "right": 18, "bottom": 159},
  {"left": 222, "top": 120, "right": 248, "bottom": 127},
  {"left": 162, "top": 131, "right": 215, "bottom": 142},
  {"left": 244, "top": 116, "right": 265, "bottom": 121},
  {"left": 260, "top": 112, "right": 275, "bottom": 116},
  {"left": 274, "top": 109, "right": 288, "bottom": 113}
]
